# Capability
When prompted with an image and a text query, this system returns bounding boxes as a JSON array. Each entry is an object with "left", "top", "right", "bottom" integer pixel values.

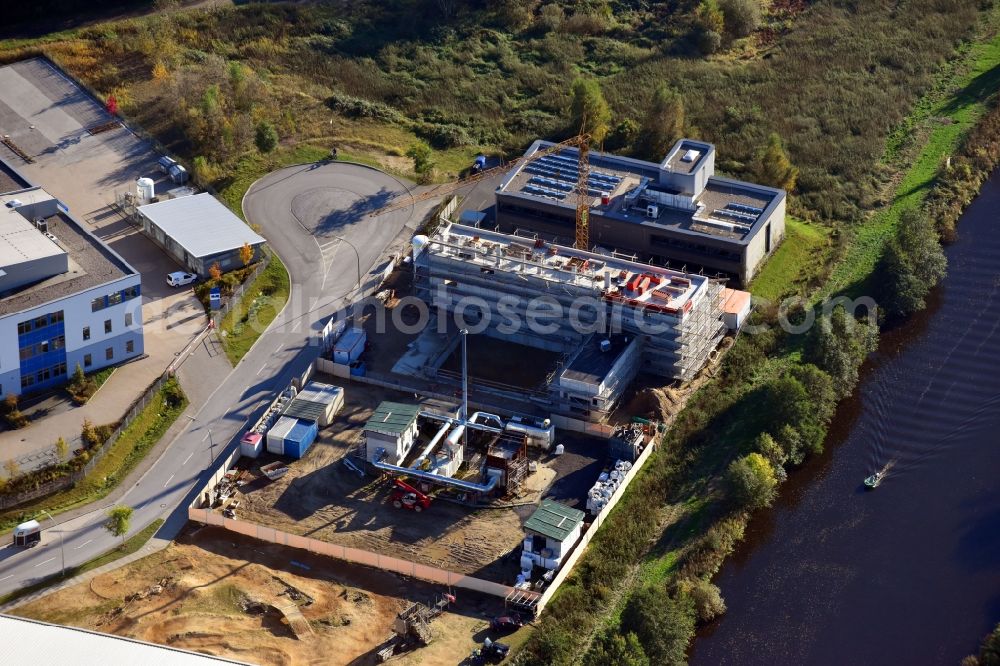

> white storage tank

[{"left": 136, "top": 177, "right": 155, "bottom": 205}]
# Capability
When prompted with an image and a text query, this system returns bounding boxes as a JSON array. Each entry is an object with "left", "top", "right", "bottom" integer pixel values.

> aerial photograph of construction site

[{"left": 2, "top": 1, "right": 1000, "bottom": 665}]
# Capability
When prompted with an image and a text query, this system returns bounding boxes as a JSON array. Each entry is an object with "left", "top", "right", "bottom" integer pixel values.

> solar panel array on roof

[
  {"left": 521, "top": 152, "right": 623, "bottom": 199},
  {"left": 728, "top": 202, "right": 764, "bottom": 215}
]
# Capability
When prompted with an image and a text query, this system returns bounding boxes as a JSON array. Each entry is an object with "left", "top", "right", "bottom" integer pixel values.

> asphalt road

[{"left": 0, "top": 161, "right": 434, "bottom": 596}]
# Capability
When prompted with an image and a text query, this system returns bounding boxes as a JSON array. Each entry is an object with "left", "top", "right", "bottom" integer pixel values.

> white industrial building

[
  {"left": 0, "top": 614, "right": 250, "bottom": 665},
  {"left": 0, "top": 162, "right": 143, "bottom": 396},
  {"left": 137, "top": 193, "right": 266, "bottom": 276}
]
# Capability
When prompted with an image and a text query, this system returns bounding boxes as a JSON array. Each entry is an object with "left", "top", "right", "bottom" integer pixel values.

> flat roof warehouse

[
  {"left": 0, "top": 614, "right": 251, "bottom": 666},
  {"left": 137, "top": 193, "right": 265, "bottom": 260},
  {"left": 0, "top": 185, "right": 133, "bottom": 316}
]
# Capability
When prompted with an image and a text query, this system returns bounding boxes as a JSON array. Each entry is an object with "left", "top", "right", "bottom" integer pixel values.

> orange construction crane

[
  {"left": 574, "top": 134, "right": 590, "bottom": 251},
  {"left": 368, "top": 134, "right": 592, "bottom": 250}
]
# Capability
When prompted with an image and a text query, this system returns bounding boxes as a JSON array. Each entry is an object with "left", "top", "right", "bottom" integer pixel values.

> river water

[{"left": 689, "top": 174, "right": 1000, "bottom": 665}]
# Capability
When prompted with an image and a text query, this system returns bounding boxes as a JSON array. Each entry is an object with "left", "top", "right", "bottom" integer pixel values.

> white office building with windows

[{"left": 0, "top": 161, "right": 143, "bottom": 396}]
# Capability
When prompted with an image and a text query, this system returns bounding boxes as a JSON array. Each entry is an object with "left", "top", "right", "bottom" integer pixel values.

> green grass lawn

[
  {"left": 750, "top": 217, "right": 833, "bottom": 302},
  {"left": 219, "top": 255, "right": 291, "bottom": 365},
  {"left": 217, "top": 143, "right": 332, "bottom": 216},
  {"left": 0, "top": 380, "right": 188, "bottom": 533},
  {"left": 0, "top": 518, "right": 164, "bottom": 607}
]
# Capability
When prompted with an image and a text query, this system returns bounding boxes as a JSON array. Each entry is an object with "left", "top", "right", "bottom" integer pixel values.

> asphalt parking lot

[{"left": 0, "top": 57, "right": 206, "bottom": 359}]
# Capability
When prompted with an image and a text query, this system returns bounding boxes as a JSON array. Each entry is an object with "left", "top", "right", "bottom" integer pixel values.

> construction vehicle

[
  {"left": 390, "top": 478, "right": 431, "bottom": 512},
  {"left": 367, "top": 133, "right": 592, "bottom": 249}
]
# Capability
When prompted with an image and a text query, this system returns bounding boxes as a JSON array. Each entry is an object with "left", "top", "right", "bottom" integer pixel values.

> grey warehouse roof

[
  {"left": 0, "top": 614, "right": 251, "bottom": 665},
  {"left": 138, "top": 193, "right": 265, "bottom": 259}
]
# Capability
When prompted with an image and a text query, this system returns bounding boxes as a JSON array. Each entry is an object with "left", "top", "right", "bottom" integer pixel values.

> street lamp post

[
  {"left": 185, "top": 415, "right": 215, "bottom": 469},
  {"left": 339, "top": 235, "right": 363, "bottom": 291},
  {"left": 289, "top": 209, "right": 362, "bottom": 289},
  {"left": 39, "top": 510, "right": 65, "bottom": 577}
]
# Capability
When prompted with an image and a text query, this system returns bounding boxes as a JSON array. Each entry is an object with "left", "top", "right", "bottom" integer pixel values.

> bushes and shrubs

[
  {"left": 620, "top": 586, "right": 696, "bottom": 666},
  {"left": 878, "top": 208, "right": 948, "bottom": 320},
  {"left": 963, "top": 622, "right": 1000, "bottom": 666},
  {"left": 0, "top": 394, "right": 28, "bottom": 429},
  {"left": 66, "top": 364, "right": 102, "bottom": 404},
  {"left": 725, "top": 452, "right": 778, "bottom": 510},
  {"left": 926, "top": 97, "right": 1000, "bottom": 242}
]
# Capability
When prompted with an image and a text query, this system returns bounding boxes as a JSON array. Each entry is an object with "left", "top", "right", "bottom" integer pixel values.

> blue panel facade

[{"left": 17, "top": 310, "right": 67, "bottom": 392}]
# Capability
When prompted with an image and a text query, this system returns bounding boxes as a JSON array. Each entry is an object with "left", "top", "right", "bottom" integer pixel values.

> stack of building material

[{"left": 586, "top": 460, "right": 632, "bottom": 515}]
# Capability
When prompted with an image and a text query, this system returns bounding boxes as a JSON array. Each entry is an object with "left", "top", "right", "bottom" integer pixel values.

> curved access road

[{"left": 0, "top": 161, "right": 434, "bottom": 598}]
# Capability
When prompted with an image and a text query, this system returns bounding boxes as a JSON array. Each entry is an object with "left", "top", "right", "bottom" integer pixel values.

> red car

[{"left": 489, "top": 614, "right": 524, "bottom": 633}]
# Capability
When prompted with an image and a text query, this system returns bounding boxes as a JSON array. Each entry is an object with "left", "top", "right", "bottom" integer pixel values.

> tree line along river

[{"left": 689, "top": 172, "right": 1000, "bottom": 665}]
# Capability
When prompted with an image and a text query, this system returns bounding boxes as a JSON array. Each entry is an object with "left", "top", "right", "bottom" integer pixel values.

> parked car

[
  {"left": 489, "top": 614, "right": 524, "bottom": 634},
  {"left": 167, "top": 271, "right": 197, "bottom": 287}
]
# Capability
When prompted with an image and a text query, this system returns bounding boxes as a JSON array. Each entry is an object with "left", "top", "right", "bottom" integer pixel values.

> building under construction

[{"left": 412, "top": 223, "right": 734, "bottom": 422}]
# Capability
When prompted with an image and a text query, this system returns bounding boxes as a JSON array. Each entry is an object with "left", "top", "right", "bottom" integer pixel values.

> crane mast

[{"left": 368, "top": 135, "right": 593, "bottom": 253}]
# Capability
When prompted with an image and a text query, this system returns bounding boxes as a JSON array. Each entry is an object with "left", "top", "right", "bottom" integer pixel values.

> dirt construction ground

[
  {"left": 14, "top": 527, "right": 521, "bottom": 666},
  {"left": 232, "top": 378, "right": 603, "bottom": 585}
]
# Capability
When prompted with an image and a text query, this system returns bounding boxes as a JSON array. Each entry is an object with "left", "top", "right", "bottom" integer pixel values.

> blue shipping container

[{"left": 283, "top": 419, "right": 318, "bottom": 459}]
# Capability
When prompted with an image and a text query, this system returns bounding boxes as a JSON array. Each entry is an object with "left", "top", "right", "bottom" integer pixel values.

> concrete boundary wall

[
  {"left": 187, "top": 361, "right": 655, "bottom": 616},
  {"left": 534, "top": 438, "right": 656, "bottom": 614},
  {"left": 188, "top": 442, "right": 539, "bottom": 604},
  {"left": 188, "top": 505, "right": 532, "bottom": 602}
]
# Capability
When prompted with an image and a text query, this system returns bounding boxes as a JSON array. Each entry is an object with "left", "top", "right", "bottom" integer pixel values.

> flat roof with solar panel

[
  {"left": 494, "top": 138, "right": 787, "bottom": 284},
  {"left": 497, "top": 138, "right": 783, "bottom": 244}
]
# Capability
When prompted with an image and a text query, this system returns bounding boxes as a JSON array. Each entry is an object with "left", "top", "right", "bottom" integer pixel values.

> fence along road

[{"left": 0, "top": 161, "right": 431, "bottom": 598}]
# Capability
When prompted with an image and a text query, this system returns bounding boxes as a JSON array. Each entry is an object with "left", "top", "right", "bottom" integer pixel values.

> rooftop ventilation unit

[
  {"left": 682, "top": 149, "right": 700, "bottom": 163},
  {"left": 646, "top": 205, "right": 659, "bottom": 219}
]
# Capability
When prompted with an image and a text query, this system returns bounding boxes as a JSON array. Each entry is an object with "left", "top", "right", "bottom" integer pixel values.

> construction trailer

[
  {"left": 364, "top": 401, "right": 421, "bottom": 465},
  {"left": 281, "top": 381, "right": 344, "bottom": 427},
  {"left": 266, "top": 416, "right": 318, "bottom": 459},
  {"left": 521, "top": 499, "right": 585, "bottom": 572},
  {"left": 413, "top": 223, "right": 733, "bottom": 422}
]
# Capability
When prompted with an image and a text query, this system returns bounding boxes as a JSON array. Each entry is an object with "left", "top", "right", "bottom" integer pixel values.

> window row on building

[
  {"left": 20, "top": 361, "right": 68, "bottom": 390},
  {"left": 16, "top": 310, "right": 64, "bottom": 335},
  {"left": 19, "top": 335, "right": 65, "bottom": 361},
  {"left": 90, "top": 285, "right": 141, "bottom": 313},
  {"left": 81, "top": 313, "right": 133, "bottom": 341}
]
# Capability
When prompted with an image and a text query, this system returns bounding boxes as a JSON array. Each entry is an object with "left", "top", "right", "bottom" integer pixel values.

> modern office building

[
  {"left": 0, "top": 161, "right": 143, "bottom": 396},
  {"left": 494, "top": 138, "right": 786, "bottom": 285}
]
